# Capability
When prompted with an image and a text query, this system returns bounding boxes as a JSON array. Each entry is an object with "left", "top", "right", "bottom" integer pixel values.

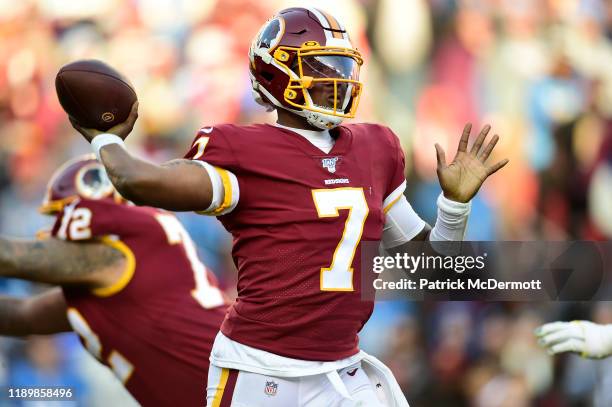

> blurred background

[{"left": 0, "top": 0, "right": 611, "bottom": 405}]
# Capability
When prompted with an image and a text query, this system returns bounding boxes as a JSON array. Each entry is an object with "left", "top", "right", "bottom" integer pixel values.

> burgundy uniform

[
  {"left": 52, "top": 198, "right": 228, "bottom": 406},
  {"left": 184, "top": 123, "right": 405, "bottom": 361}
]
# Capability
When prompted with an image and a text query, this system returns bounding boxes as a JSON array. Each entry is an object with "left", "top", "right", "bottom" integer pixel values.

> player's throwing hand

[
  {"left": 70, "top": 101, "right": 139, "bottom": 142},
  {"left": 535, "top": 321, "right": 612, "bottom": 359},
  {"left": 435, "top": 123, "right": 509, "bottom": 203}
]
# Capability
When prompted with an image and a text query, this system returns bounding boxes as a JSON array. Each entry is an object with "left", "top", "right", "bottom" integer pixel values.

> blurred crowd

[{"left": 1, "top": 0, "right": 612, "bottom": 405}]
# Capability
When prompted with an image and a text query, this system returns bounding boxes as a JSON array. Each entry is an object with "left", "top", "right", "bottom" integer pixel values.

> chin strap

[
  {"left": 304, "top": 110, "right": 343, "bottom": 130},
  {"left": 249, "top": 76, "right": 275, "bottom": 112}
]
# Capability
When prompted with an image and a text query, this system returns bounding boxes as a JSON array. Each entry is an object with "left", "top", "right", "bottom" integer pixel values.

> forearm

[
  {"left": 0, "top": 237, "right": 122, "bottom": 286},
  {"left": 0, "top": 296, "right": 30, "bottom": 336},
  {"left": 99, "top": 145, "right": 213, "bottom": 211},
  {"left": 382, "top": 193, "right": 469, "bottom": 244},
  {"left": 0, "top": 289, "right": 70, "bottom": 336},
  {"left": 99, "top": 144, "right": 156, "bottom": 203},
  {"left": 383, "top": 194, "right": 469, "bottom": 258}
]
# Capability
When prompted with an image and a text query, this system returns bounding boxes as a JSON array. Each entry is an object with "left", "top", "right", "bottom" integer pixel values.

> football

[{"left": 55, "top": 60, "right": 137, "bottom": 131}]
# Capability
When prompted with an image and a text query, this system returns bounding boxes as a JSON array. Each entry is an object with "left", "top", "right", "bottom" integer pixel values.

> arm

[
  {"left": 69, "top": 103, "right": 214, "bottom": 211},
  {"left": 0, "top": 236, "right": 125, "bottom": 288},
  {"left": 408, "top": 224, "right": 431, "bottom": 242},
  {"left": 385, "top": 124, "right": 507, "bottom": 251},
  {"left": 100, "top": 146, "right": 213, "bottom": 211},
  {"left": 0, "top": 288, "right": 71, "bottom": 336}
]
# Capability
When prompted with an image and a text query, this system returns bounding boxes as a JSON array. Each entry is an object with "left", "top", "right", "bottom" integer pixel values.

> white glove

[{"left": 535, "top": 321, "right": 612, "bottom": 359}]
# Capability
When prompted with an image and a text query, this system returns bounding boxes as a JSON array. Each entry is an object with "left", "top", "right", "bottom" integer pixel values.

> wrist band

[
  {"left": 91, "top": 133, "right": 125, "bottom": 161},
  {"left": 430, "top": 193, "right": 471, "bottom": 242},
  {"left": 437, "top": 193, "right": 471, "bottom": 216}
]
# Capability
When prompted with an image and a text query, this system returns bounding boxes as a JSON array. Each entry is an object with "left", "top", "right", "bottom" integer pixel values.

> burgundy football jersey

[
  {"left": 52, "top": 198, "right": 228, "bottom": 406},
  {"left": 184, "top": 123, "right": 406, "bottom": 361}
]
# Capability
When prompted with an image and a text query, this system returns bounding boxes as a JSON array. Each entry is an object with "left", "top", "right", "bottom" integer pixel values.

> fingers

[
  {"left": 478, "top": 134, "right": 498, "bottom": 162},
  {"left": 535, "top": 322, "right": 571, "bottom": 337},
  {"left": 68, "top": 116, "right": 89, "bottom": 134},
  {"left": 548, "top": 338, "right": 584, "bottom": 355},
  {"left": 486, "top": 158, "right": 509, "bottom": 176},
  {"left": 435, "top": 143, "right": 447, "bottom": 169},
  {"left": 470, "top": 124, "right": 491, "bottom": 155},
  {"left": 453, "top": 123, "right": 509, "bottom": 176},
  {"left": 536, "top": 322, "right": 585, "bottom": 355},
  {"left": 129, "top": 100, "right": 139, "bottom": 119},
  {"left": 457, "top": 123, "right": 471, "bottom": 152},
  {"left": 108, "top": 100, "right": 139, "bottom": 138},
  {"left": 128, "top": 101, "right": 139, "bottom": 130},
  {"left": 538, "top": 328, "right": 581, "bottom": 347},
  {"left": 127, "top": 101, "right": 139, "bottom": 129},
  {"left": 68, "top": 116, "right": 79, "bottom": 129}
]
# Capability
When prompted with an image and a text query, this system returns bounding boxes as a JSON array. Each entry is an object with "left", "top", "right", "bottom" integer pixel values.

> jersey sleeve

[
  {"left": 51, "top": 199, "right": 136, "bottom": 241},
  {"left": 381, "top": 126, "right": 407, "bottom": 214},
  {"left": 184, "top": 126, "right": 240, "bottom": 216},
  {"left": 382, "top": 195, "right": 426, "bottom": 248},
  {"left": 184, "top": 126, "right": 238, "bottom": 169}
]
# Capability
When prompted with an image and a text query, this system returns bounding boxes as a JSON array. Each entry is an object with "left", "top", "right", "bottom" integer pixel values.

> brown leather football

[{"left": 55, "top": 60, "right": 137, "bottom": 131}]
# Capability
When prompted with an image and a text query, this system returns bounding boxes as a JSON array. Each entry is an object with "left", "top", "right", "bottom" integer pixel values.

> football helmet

[
  {"left": 39, "top": 154, "right": 121, "bottom": 214},
  {"left": 249, "top": 7, "right": 363, "bottom": 129}
]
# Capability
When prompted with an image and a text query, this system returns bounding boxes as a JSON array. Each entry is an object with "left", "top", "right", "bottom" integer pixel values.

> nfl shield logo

[
  {"left": 264, "top": 380, "right": 278, "bottom": 396},
  {"left": 322, "top": 157, "right": 339, "bottom": 173}
]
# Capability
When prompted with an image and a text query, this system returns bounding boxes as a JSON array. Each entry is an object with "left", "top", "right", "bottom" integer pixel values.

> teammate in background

[
  {"left": 0, "top": 155, "right": 228, "bottom": 406},
  {"left": 68, "top": 7, "right": 508, "bottom": 406},
  {"left": 536, "top": 321, "right": 612, "bottom": 359}
]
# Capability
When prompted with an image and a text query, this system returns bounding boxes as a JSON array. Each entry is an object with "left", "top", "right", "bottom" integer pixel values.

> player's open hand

[
  {"left": 70, "top": 101, "right": 139, "bottom": 142},
  {"left": 435, "top": 123, "right": 509, "bottom": 203}
]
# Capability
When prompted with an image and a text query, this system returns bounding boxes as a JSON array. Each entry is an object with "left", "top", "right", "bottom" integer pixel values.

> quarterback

[
  {"left": 0, "top": 155, "right": 228, "bottom": 406},
  {"left": 69, "top": 7, "right": 508, "bottom": 406}
]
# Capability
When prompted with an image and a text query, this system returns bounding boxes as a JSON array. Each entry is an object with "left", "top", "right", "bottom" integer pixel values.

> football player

[
  {"left": 536, "top": 321, "right": 612, "bottom": 359},
  {"left": 68, "top": 7, "right": 508, "bottom": 406},
  {"left": 0, "top": 155, "right": 228, "bottom": 406}
]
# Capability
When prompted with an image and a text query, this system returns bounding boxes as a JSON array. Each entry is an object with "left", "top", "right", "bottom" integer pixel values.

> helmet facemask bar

[
  {"left": 274, "top": 43, "right": 363, "bottom": 120},
  {"left": 39, "top": 195, "right": 78, "bottom": 215}
]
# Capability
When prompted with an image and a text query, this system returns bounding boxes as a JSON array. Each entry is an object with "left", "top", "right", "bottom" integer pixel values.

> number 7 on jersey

[{"left": 312, "top": 188, "right": 369, "bottom": 291}]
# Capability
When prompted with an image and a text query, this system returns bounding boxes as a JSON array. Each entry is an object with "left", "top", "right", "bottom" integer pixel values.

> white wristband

[
  {"left": 91, "top": 133, "right": 125, "bottom": 161},
  {"left": 429, "top": 193, "right": 471, "bottom": 242}
]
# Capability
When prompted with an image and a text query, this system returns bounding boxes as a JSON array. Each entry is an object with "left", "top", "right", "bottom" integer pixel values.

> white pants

[{"left": 207, "top": 361, "right": 384, "bottom": 407}]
